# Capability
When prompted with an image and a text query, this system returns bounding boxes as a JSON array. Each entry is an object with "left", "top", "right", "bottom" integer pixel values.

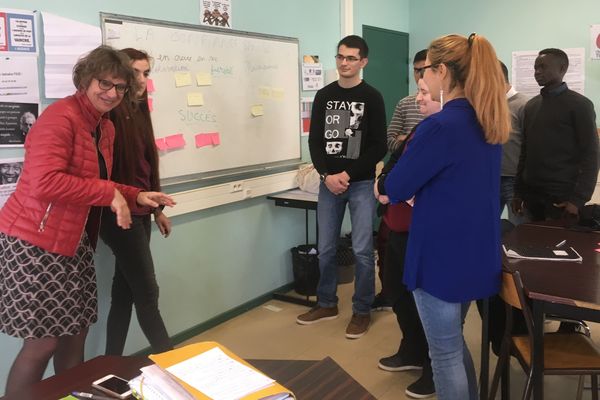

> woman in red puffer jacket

[{"left": 0, "top": 45, "right": 175, "bottom": 395}]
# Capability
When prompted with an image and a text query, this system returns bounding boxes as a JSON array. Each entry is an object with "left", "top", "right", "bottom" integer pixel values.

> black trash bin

[
  {"left": 291, "top": 239, "right": 356, "bottom": 296},
  {"left": 291, "top": 244, "right": 320, "bottom": 296}
]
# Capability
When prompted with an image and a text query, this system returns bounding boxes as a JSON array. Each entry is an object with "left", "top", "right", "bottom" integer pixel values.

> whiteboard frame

[{"left": 99, "top": 12, "right": 303, "bottom": 189}]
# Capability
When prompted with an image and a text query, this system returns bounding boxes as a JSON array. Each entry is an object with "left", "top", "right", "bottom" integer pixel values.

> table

[
  {"left": 0, "top": 355, "right": 375, "bottom": 400},
  {"left": 267, "top": 189, "right": 318, "bottom": 245},
  {"left": 268, "top": 189, "right": 319, "bottom": 307},
  {"left": 502, "top": 223, "right": 600, "bottom": 400}
]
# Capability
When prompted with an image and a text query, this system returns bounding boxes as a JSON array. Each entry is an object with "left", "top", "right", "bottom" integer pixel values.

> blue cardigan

[{"left": 384, "top": 98, "right": 501, "bottom": 302}]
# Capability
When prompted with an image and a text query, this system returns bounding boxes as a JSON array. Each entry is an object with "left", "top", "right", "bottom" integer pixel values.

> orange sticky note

[
  {"left": 195, "top": 134, "right": 213, "bottom": 148},
  {"left": 147, "top": 97, "right": 154, "bottom": 112},
  {"left": 211, "top": 132, "right": 220, "bottom": 145},
  {"left": 146, "top": 78, "right": 156, "bottom": 93},
  {"left": 155, "top": 138, "right": 167, "bottom": 151},
  {"left": 165, "top": 134, "right": 186, "bottom": 149}
]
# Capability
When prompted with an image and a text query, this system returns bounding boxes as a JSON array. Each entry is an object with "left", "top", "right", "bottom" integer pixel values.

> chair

[{"left": 488, "top": 270, "right": 600, "bottom": 400}]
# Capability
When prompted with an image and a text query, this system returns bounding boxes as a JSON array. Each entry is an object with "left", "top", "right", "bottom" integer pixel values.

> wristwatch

[{"left": 319, "top": 173, "right": 328, "bottom": 182}]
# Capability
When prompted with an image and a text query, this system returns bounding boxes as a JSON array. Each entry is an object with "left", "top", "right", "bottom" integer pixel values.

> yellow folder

[{"left": 148, "top": 341, "right": 294, "bottom": 399}]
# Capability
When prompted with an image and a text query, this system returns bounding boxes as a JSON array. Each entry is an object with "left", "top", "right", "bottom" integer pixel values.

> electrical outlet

[{"left": 230, "top": 182, "right": 243, "bottom": 192}]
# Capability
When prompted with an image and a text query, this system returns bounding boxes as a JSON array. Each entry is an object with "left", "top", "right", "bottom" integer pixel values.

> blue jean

[
  {"left": 413, "top": 288, "right": 478, "bottom": 400},
  {"left": 316, "top": 180, "right": 376, "bottom": 315}
]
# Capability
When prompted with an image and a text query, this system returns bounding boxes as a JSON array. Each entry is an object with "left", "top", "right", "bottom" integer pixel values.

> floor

[{"left": 181, "top": 282, "right": 598, "bottom": 399}]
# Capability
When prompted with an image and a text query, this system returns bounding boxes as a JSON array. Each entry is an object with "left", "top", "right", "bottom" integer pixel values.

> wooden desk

[
  {"left": 502, "top": 223, "right": 600, "bottom": 400},
  {"left": 0, "top": 355, "right": 375, "bottom": 400}
]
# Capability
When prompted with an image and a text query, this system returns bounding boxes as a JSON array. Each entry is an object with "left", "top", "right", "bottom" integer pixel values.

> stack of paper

[
  {"left": 129, "top": 342, "right": 294, "bottom": 400},
  {"left": 502, "top": 244, "right": 582, "bottom": 262}
]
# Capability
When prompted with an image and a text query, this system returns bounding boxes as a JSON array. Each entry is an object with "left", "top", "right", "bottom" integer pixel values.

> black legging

[
  {"left": 384, "top": 230, "right": 429, "bottom": 364},
  {"left": 100, "top": 211, "right": 172, "bottom": 355}
]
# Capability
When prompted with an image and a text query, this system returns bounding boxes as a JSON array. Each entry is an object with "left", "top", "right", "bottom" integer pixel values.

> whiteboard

[{"left": 100, "top": 13, "right": 301, "bottom": 185}]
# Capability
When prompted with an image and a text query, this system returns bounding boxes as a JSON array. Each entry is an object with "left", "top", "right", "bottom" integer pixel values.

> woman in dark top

[{"left": 101, "top": 48, "right": 173, "bottom": 355}]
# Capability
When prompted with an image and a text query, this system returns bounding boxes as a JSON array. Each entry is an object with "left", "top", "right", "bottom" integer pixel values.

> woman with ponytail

[{"left": 384, "top": 33, "right": 509, "bottom": 399}]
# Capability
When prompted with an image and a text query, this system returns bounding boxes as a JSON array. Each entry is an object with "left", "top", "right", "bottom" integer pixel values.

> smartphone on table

[{"left": 91, "top": 374, "right": 132, "bottom": 399}]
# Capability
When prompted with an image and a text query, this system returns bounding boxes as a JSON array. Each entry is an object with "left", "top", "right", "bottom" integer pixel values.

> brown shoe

[
  {"left": 296, "top": 306, "right": 339, "bottom": 325},
  {"left": 345, "top": 313, "right": 370, "bottom": 339}
]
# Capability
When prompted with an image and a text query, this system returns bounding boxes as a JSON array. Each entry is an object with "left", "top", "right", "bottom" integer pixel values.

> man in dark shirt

[
  {"left": 297, "top": 35, "right": 387, "bottom": 339},
  {"left": 513, "top": 48, "right": 599, "bottom": 225}
]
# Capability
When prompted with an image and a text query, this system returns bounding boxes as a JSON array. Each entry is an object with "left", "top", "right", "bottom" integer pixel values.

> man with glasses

[
  {"left": 386, "top": 49, "right": 428, "bottom": 152},
  {"left": 298, "top": 35, "right": 386, "bottom": 339}
]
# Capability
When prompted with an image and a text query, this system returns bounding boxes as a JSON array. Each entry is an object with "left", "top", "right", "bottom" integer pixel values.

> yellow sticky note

[
  {"left": 258, "top": 86, "right": 272, "bottom": 99},
  {"left": 196, "top": 72, "right": 212, "bottom": 86},
  {"left": 175, "top": 72, "right": 192, "bottom": 87},
  {"left": 272, "top": 88, "right": 285, "bottom": 100},
  {"left": 187, "top": 92, "right": 204, "bottom": 106},
  {"left": 251, "top": 104, "right": 264, "bottom": 117}
]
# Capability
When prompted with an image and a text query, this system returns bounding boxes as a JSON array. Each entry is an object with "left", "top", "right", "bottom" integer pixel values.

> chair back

[
  {"left": 500, "top": 270, "right": 536, "bottom": 349},
  {"left": 500, "top": 270, "right": 522, "bottom": 309}
]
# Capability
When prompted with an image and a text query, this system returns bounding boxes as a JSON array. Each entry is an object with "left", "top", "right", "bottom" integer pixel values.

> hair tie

[{"left": 468, "top": 33, "right": 477, "bottom": 47}]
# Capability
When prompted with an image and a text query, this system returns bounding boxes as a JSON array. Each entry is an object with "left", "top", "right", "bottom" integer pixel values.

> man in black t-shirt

[{"left": 296, "top": 35, "right": 386, "bottom": 339}]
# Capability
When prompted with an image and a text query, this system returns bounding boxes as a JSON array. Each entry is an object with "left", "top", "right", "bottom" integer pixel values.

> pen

[
  {"left": 71, "top": 392, "right": 116, "bottom": 400},
  {"left": 555, "top": 239, "right": 567, "bottom": 247}
]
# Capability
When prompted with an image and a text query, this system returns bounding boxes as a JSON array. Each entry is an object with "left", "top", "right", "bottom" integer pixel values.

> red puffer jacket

[{"left": 0, "top": 91, "right": 141, "bottom": 257}]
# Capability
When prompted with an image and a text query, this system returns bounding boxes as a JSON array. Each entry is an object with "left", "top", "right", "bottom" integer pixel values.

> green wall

[
  {"left": 409, "top": 0, "right": 600, "bottom": 107},
  {"left": 354, "top": 0, "right": 410, "bottom": 35},
  {"left": 0, "top": 0, "right": 410, "bottom": 394}
]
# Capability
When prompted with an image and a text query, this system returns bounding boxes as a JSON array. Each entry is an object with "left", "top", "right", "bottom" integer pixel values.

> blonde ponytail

[
  {"left": 464, "top": 35, "right": 510, "bottom": 144},
  {"left": 428, "top": 34, "right": 510, "bottom": 144}
]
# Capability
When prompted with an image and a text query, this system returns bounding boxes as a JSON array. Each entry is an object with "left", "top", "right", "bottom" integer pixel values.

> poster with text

[
  {"left": 302, "top": 63, "right": 324, "bottom": 91},
  {"left": 0, "top": 157, "right": 23, "bottom": 209},
  {"left": 200, "top": 0, "right": 232, "bottom": 28},
  {"left": 591, "top": 25, "right": 600, "bottom": 60},
  {"left": 0, "top": 102, "right": 38, "bottom": 146},
  {"left": 0, "top": 9, "right": 36, "bottom": 53},
  {"left": 0, "top": 12, "right": 7, "bottom": 52},
  {"left": 0, "top": 55, "right": 40, "bottom": 103},
  {"left": 512, "top": 48, "right": 585, "bottom": 97}
]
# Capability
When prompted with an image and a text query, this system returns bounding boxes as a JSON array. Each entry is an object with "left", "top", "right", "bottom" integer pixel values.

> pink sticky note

[
  {"left": 595, "top": 248, "right": 600, "bottom": 253},
  {"left": 147, "top": 97, "right": 154, "bottom": 112},
  {"left": 155, "top": 138, "right": 167, "bottom": 151},
  {"left": 165, "top": 134, "right": 186, "bottom": 149},
  {"left": 211, "top": 132, "right": 221, "bottom": 145},
  {"left": 146, "top": 78, "right": 156, "bottom": 93},
  {"left": 195, "top": 134, "right": 213, "bottom": 148}
]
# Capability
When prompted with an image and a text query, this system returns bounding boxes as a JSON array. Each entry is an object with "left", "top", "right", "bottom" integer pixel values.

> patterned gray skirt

[{"left": 0, "top": 232, "right": 98, "bottom": 339}]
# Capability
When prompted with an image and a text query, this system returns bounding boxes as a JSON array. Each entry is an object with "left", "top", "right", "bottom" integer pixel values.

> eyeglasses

[
  {"left": 97, "top": 79, "right": 129, "bottom": 94},
  {"left": 414, "top": 67, "right": 425, "bottom": 78},
  {"left": 335, "top": 54, "right": 361, "bottom": 63},
  {"left": 415, "top": 64, "right": 437, "bottom": 79}
]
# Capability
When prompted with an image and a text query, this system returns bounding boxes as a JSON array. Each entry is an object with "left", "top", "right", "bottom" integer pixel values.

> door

[{"left": 362, "top": 25, "right": 409, "bottom": 125}]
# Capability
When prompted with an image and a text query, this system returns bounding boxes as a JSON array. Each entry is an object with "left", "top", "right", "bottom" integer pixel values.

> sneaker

[
  {"left": 371, "top": 292, "right": 393, "bottom": 311},
  {"left": 296, "top": 306, "right": 338, "bottom": 325},
  {"left": 378, "top": 353, "right": 423, "bottom": 372},
  {"left": 405, "top": 374, "right": 436, "bottom": 399},
  {"left": 345, "top": 313, "right": 370, "bottom": 339}
]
